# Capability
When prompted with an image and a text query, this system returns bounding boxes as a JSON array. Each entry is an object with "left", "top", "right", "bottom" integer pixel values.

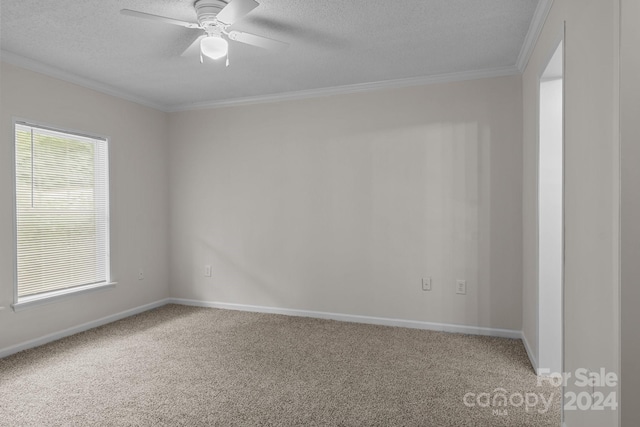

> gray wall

[
  {"left": 168, "top": 76, "right": 524, "bottom": 331},
  {"left": 522, "top": 1, "right": 620, "bottom": 426},
  {"left": 621, "top": 0, "right": 640, "bottom": 424},
  {"left": 0, "top": 62, "right": 171, "bottom": 350}
]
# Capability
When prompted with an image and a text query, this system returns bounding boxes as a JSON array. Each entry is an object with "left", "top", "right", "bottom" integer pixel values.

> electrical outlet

[
  {"left": 456, "top": 279, "right": 466, "bottom": 295},
  {"left": 422, "top": 277, "right": 432, "bottom": 291},
  {"left": 204, "top": 265, "right": 212, "bottom": 277},
  {"left": 138, "top": 269, "right": 144, "bottom": 280}
]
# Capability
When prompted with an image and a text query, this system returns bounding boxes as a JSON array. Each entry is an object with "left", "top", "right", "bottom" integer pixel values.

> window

[{"left": 13, "top": 121, "right": 111, "bottom": 309}]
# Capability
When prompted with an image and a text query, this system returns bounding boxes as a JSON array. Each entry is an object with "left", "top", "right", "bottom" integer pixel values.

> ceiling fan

[{"left": 121, "top": 0, "right": 288, "bottom": 66}]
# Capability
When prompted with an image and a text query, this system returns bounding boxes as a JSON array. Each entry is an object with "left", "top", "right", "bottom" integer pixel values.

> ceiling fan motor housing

[{"left": 195, "top": 0, "right": 228, "bottom": 28}]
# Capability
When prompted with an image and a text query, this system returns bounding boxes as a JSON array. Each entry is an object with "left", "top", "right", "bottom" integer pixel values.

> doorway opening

[{"left": 538, "top": 40, "right": 564, "bottom": 376}]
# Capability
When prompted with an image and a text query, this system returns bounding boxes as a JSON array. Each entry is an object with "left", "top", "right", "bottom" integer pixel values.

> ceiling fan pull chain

[
  {"left": 226, "top": 52, "right": 229, "bottom": 67},
  {"left": 200, "top": 51, "right": 204, "bottom": 64}
]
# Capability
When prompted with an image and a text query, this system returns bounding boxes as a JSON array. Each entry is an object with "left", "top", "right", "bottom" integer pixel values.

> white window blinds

[{"left": 14, "top": 122, "right": 110, "bottom": 299}]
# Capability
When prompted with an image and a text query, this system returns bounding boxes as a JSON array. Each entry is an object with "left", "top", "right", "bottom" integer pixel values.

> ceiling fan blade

[
  {"left": 180, "top": 35, "right": 206, "bottom": 57},
  {"left": 215, "top": 0, "right": 259, "bottom": 26},
  {"left": 120, "top": 9, "right": 200, "bottom": 29},
  {"left": 227, "top": 31, "right": 288, "bottom": 51}
]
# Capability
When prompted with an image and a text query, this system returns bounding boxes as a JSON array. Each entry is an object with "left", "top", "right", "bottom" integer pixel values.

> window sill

[{"left": 11, "top": 282, "right": 117, "bottom": 312}]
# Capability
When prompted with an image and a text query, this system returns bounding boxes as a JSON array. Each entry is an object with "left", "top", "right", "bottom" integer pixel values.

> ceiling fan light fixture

[{"left": 201, "top": 36, "right": 228, "bottom": 60}]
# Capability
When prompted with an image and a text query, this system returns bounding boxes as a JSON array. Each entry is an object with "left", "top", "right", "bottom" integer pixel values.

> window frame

[{"left": 11, "top": 118, "right": 116, "bottom": 311}]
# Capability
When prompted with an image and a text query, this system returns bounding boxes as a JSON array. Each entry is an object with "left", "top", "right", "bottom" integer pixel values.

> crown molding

[
  {"left": 1, "top": 50, "right": 521, "bottom": 114},
  {"left": 516, "top": 0, "right": 554, "bottom": 72},
  {"left": 167, "top": 65, "right": 520, "bottom": 112},
  {"left": 0, "top": 50, "right": 167, "bottom": 112}
]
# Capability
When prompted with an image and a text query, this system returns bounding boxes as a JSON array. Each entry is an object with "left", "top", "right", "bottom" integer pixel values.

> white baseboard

[
  {"left": 169, "top": 298, "right": 522, "bottom": 339},
  {"left": 1, "top": 298, "right": 524, "bottom": 359},
  {"left": 0, "top": 299, "right": 170, "bottom": 359},
  {"left": 521, "top": 331, "right": 539, "bottom": 373}
]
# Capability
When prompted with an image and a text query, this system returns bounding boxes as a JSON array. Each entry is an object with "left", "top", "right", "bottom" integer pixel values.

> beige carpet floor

[{"left": 0, "top": 305, "right": 560, "bottom": 426}]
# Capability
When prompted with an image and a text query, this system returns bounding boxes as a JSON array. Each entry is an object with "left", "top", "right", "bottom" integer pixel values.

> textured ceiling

[{"left": 0, "top": 0, "right": 540, "bottom": 110}]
